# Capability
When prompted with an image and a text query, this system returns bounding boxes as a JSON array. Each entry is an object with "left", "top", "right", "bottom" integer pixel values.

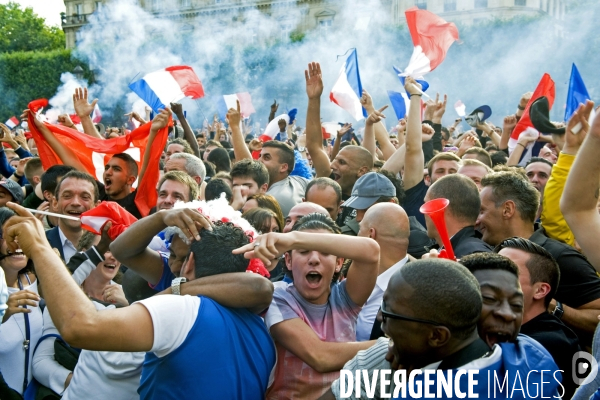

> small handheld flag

[
  {"left": 330, "top": 49, "right": 367, "bottom": 121},
  {"left": 5, "top": 117, "right": 19, "bottom": 129},
  {"left": 387, "top": 91, "right": 410, "bottom": 120},
  {"left": 217, "top": 92, "right": 256, "bottom": 121},
  {"left": 454, "top": 100, "right": 466, "bottom": 117},
  {"left": 129, "top": 66, "right": 205, "bottom": 113},
  {"left": 565, "top": 64, "right": 591, "bottom": 134}
]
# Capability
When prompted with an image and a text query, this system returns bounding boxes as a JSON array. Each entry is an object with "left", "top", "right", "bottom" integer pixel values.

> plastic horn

[{"left": 420, "top": 198, "right": 456, "bottom": 261}]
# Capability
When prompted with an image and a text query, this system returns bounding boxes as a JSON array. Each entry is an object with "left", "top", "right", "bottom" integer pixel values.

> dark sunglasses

[{"left": 380, "top": 300, "right": 442, "bottom": 326}]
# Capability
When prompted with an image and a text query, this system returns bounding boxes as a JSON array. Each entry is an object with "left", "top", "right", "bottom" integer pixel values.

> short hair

[
  {"left": 205, "top": 178, "right": 233, "bottom": 202},
  {"left": 207, "top": 147, "right": 232, "bottom": 173},
  {"left": 463, "top": 147, "right": 492, "bottom": 167},
  {"left": 481, "top": 171, "right": 540, "bottom": 223},
  {"left": 243, "top": 207, "right": 282, "bottom": 233},
  {"left": 440, "top": 127, "right": 450, "bottom": 140},
  {"left": 166, "top": 138, "right": 194, "bottom": 155},
  {"left": 55, "top": 170, "right": 100, "bottom": 202},
  {"left": 111, "top": 153, "right": 138, "bottom": 178},
  {"left": 378, "top": 169, "right": 406, "bottom": 206},
  {"left": 428, "top": 174, "right": 480, "bottom": 224},
  {"left": 230, "top": 159, "right": 269, "bottom": 188},
  {"left": 342, "top": 145, "right": 374, "bottom": 171},
  {"left": 191, "top": 221, "right": 250, "bottom": 279},
  {"left": 170, "top": 153, "right": 206, "bottom": 181},
  {"left": 305, "top": 177, "right": 342, "bottom": 204},
  {"left": 526, "top": 157, "right": 554, "bottom": 169},
  {"left": 460, "top": 158, "right": 493, "bottom": 174},
  {"left": 247, "top": 194, "right": 284, "bottom": 229},
  {"left": 490, "top": 151, "right": 508, "bottom": 167},
  {"left": 213, "top": 171, "right": 232, "bottom": 183},
  {"left": 293, "top": 212, "right": 341, "bottom": 234},
  {"left": 41, "top": 165, "right": 76, "bottom": 197},
  {"left": 427, "top": 152, "right": 461, "bottom": 177},
  {"left": 263, "top": 141, "right": 295, "bottom": 174},
  {"left": 459, "top": 252, "right": 519, "bottom": 278},
  {"left": 158, "top": 171, "right": 199, "bottom": 201},
  {"left": 495, "top": 237, "right": 560, "bottom": 307},
  {"left": 397, "top": 259, "right": 481, "bottom": 339},
  {"left": 203, "top": 160, "right": 216, "bottom": 179},
  {"left": 205, "top": 140, "right": 223, "bottom": 148},
  {"left": 24, "top": 158, "right": 43, "bottom": 184}
]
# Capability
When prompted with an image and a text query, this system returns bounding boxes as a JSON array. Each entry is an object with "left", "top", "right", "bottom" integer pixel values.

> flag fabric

[
  {"left": 509, "top": 73, "right": 555, "bottom": 153},
  {"left": 565, "top": 63, "right": 591, "bottom": 122},
  {"left": 330, "top": 49, "right": 367, "bottom": 121},
  {"left": 401, "top": 7, "right": 459, "bottom": 78},
  {"left": 217, "top": 92, "right": 256, "bottom": 121},
  {"left": 393, "top": 66, "right": 430, "bottom": 92},
  {"left": 388, "top": 90, "right": 410, "bottom": 120},
  {"left": 263, "top": 113, "right": 290, "bottom": 139},
  {"left": 454, "top": 100, "right": 466, "bottom": 117},
  {"left": 92, "top": 103, "right": 102, "bottom": 123},
  {"left": 5, "top": 117, "right": 19, "bottom": 129},
  {"left": 27, "top": 99, "right": 169, "bottom": 217},
  {"left": 129, "top": 65, "right": 205, "bottom": 113},
  {"left": 81, "top": 201, "right": 138, "bottom": 240}
]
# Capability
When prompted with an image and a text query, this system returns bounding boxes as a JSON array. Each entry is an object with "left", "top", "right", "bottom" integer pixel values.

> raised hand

[
  {"left": 151, "top": 108, "right": 172, "bottom": 131},
  {"left": 337, "top": 123, "right": 352, "bottom": 137},
  {"left": 404, "top": 76, "right": 422, "bottom": 96},
  {"left": 422, "top": 123, "right": 434, "bottom": 142},
  {"left": 270, "top": 100, "right": 278, "bottom": 114},
  {"left": 431, "top": 94, "right": 447, "bottom": 123},
  {"left": 3, "top": 202, "right": 49, "bottom": 256},
  {"left": 73, "top": 87, "right": 98, "bottom": 118},
  {"left": 305, "top": 62, "right": 324, "bottom": 100},
  {"left": 58, "top": 114, "right": 76, "bottom": 128},
  {"left": 360, "top": 90, "right": 374, "bottom": 110},
  {"left": 170, "top": 102, "right": 184, "bottom": 116},
  {"left": 519, "top": 92, "right": 533, "bottom": 109},
  {"left": 227, "top": 100, "right": 242, "bottom": 128},
  {"left": 503, "top": 115, "right": 518, "bottom": 132},
  {"left": 563, "top": 100, "right": 595, "bottom": 155},
  {"left": 366, "top": 106, "right": 388, "bottom": 126}
]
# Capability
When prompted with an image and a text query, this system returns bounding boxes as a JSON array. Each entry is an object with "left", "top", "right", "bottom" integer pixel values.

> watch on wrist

[
  {"left": 552, "top": 301, "right": 564, "bottom": 320},
  {"left": 171, "top": 277, "right": 187, "bottom": 295}
]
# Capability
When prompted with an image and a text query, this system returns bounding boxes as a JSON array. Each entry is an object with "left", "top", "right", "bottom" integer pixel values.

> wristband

[
  {"left": 552, "top": 301, "right": 564, "bottom": 320},
  {"left": 517, "top": 105, "right": 525, "bottom": 111},
  {"left": 409, "top": 93, "right": 422, "bottom": 98},
  {"left": 517, "top": 143, "right": 526, "bottom": 149}
]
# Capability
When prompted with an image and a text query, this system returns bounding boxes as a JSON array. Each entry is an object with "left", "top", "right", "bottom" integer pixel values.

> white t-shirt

[
  {"left": 0, "top": 280, "right": 43, "bottom": 395},
  {"left": 138, "top": 294, "right": 200, "bottom": 357}
]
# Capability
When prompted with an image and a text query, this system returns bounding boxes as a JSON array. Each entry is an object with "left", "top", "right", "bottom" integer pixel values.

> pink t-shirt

[{"left": 264, "top": 280, "right": 361, "bottom": 399}]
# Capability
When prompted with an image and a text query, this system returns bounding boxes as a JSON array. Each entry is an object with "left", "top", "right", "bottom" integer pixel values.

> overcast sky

[{"left": 0, "top": 0, "right": 65, "bottom": 27}]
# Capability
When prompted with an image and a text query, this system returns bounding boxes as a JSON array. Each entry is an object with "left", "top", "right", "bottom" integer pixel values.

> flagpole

[{"left": 27, "top": 209, "right": 80, "bottom": 221}]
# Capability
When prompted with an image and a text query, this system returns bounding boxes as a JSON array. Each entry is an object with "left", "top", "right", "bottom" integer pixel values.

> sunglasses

[{"left": 380, "top": 300, "right": 442, "bottom": 326}]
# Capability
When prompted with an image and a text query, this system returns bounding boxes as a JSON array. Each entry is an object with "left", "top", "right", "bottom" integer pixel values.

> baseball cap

[
  {"left": 0, "top": 179, "right": 23, "bottom": 204},
  {"left": 341, "top": 172, "right": 395, "bottom": 210},
  {"left": 465, "top": 105, "right": 492, "bottom": 127}
]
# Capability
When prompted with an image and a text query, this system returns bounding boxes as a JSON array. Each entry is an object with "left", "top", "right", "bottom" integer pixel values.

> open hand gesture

[
  {"left": 305, "top": 62, "right": 323, "bottom": 100},
  {"left": 73, "top": 87, "right": 98, "bottom": 118}
]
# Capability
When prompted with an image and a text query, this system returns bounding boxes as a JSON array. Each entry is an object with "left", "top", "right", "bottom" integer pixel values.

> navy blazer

[{"left": 45, "top": 226, "right": 65, "bottom": 262}]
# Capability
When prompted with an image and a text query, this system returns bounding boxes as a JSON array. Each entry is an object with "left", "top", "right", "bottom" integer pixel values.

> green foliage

[
  {"left": 289, "top": 31, "right": 305, "bottom": 43},
  {"left": 0, "top": 49, "right": 90, "bottom": 120},
  {"left": 0, "top": 2, "right": 65, "bottom": 53}
]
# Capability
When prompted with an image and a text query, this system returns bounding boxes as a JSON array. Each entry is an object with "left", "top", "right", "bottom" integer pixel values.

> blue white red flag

[
  {"left": 330, "top": 49, "right": 367, "bottom": 121},
  {"left": 217, "top": 92, "right": 255, "bottom": 121}
]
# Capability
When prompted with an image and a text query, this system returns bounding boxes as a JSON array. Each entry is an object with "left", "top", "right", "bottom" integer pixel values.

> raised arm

[
  {"left": 228, "top": 100, "right": 253, "bottom": 161},
  {"left": 138, "top": 108, "right": 171, "bottom": 187},
  {"left": 234, "top": 231, "right": 379, "bottom": 306},
  {"left": 361, "top": 90, "right": 396, "bottom": 160},
  {"left": 270, "top": 318, "right": 375, "bottom": 373},
  {"left": 73, "top": 88, "right": 103, "bottom": 139},
  {"left": 363, "top": 106, "right": 388, "bottom": 161},
  {"left": 403, "top": 77, "right": 425, "bottom": 190},
  {"left": 305, "top": 62, "right": 332, "bottom": 178},
  {"left": 171, "top": 102, "right": 200, "bottom": 157},
  {"left": 560, "top": 101, "right": 600, "bottom": 269},
  {"left": 381, "top": 143, "right": 406, "bottom": 175},
  {"left": 23, "top": 110, "right": 88, "bottom": 172},
  {"left": 507, "top": 131, "right": 537, "bottom": 166},
  {"left": 500, "top": 115, "right": 517, "bottom": 151},
  {"left": 330, "top": 124, "right": 352, "bottom": 162}
]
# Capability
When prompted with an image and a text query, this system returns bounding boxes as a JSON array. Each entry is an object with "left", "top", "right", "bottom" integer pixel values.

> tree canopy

[{"left": 0, "top": 2, "right": 64, "bottom": 53}]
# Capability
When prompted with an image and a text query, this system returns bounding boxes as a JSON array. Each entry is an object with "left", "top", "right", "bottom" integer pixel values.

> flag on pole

[
  {"left": 387, "top": 90, "right": 410, "bottom": 120},
  {"left": 5, "top": 117, "right": 19, "bottom": 129},
  {"left": 129, "top": 66, "right": 205, "bottom": 113},
  {"left": 217, "top": 92, "right": 256, "bottom": 121},
  {"left": 509, "top": 73, "right": 555, "bottom": 153},
  {"left": 330, "top": 49, "right": 367, "bottom": 121},
  {"left": 400, "top": 7, "right": 459, "bottom": 78},
  {"left": 27, "top": 99, "right": 169, "bottom": 217},
  {"left": 393, "top": 66, "right": 430, "bottom": 92},
  {"left": 565, "top": 63, "right": 591, "bottom": 122}
]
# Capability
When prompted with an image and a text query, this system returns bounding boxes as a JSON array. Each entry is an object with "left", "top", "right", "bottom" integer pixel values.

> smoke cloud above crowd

[{"left": 52, "top": 0, "right": 599, "bottom": 131}]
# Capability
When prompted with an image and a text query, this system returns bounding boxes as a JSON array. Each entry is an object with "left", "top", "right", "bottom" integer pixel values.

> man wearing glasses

[{"left": 320, "top": 258, "right": 562, "bottom": 399}]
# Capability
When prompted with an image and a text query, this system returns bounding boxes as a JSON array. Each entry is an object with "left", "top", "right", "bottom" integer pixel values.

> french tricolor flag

[
  {"left": 330, "top": 49, "right": 367, "bottom": 121},
  {"left": 5, "top": 117, "right": 19, "bottom": 129},
  {"left": 129, "top": 66, "right": 205, "bottom": 113},
  {"left": 400, "top": 7, "right": 459, "bottom": 78},
  {"left": 217, "top": 92, "right": 256, "bottom": 121}
]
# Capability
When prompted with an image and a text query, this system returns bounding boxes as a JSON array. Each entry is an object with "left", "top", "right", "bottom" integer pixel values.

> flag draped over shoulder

[
  {"left": 509, "top": 74, "right": 555, "bottom": 152},
  {"left": 27, "top": 99, "right": 169, "bottom": 217},
  {"left": 402, "top": 7, "right": 459, "bottom": 77}
]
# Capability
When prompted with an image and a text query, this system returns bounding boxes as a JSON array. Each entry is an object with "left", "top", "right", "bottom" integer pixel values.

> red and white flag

[
  {"left": 5, "top": 117, "right": 19, "bottom": 129},
  {"left": 81, "top": 201, "right": 137, "bottom": 240},
  {"left": 401, "top": 7, "right": 459, "bottom": 78},
  {"left": 27, "top": 99, "right": 169, "bottom": 217},
  {"left": 508, "top": 73, "right": 555, "bottom": 153}
]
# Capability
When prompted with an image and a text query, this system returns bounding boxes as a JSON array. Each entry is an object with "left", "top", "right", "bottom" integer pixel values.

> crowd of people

[{"left": 0, "top": 60, "right": 599, "bottom": 400}]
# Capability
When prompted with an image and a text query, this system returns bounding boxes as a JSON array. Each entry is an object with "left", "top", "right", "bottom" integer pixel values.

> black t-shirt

[
  {"left": 403, "top": 179, "right": 428, "bottom": 227},
  {"left": 530, "top": 229, "right": 600, "bottom": 308},
  {"left": 520, "top": 312, "right": 580, "bottom": 399},
  {"left": 97, "top": 181, "right": 142, "bottom": 220}
]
